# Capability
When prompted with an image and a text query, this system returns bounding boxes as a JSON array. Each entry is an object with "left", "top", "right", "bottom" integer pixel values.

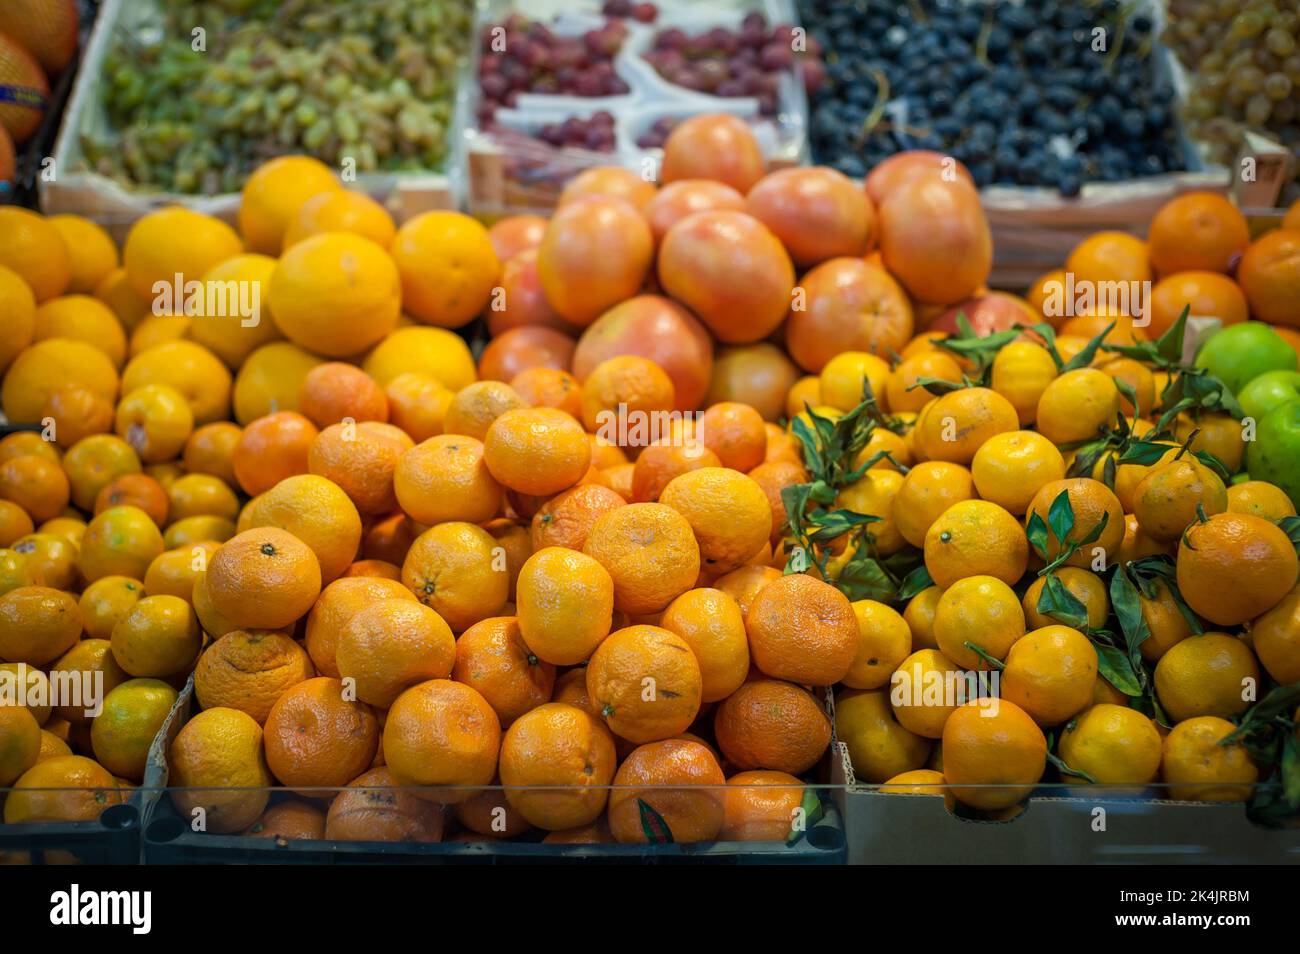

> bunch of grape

[
  {"left": 533, "top": 111, "right": 618, "bottom": 152},
  {"left": 800, "top": 0, "right": 1184, "bottom": 194},
  {"left": 476, "top": 13, "right": 632, "bottom": 125},
  {"left": 634, "top": 115, "right": 681, "bottom": 150},
  {"left": 1166, "top": 0, "right": 1300, "bottom": 198},
  {"left": 80, "top": 0, "right": 473, "bottom": 195},
  {"left": 642, "top": 12, "right": 825, "bottom": 116}
]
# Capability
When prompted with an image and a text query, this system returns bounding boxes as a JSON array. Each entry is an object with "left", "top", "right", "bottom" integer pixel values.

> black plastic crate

[{"left": 0, "top": 802, "right": 141, "bottom": 865}]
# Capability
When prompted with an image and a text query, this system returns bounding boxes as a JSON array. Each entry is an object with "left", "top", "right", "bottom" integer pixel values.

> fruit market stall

[{"left": 1, "top": 0, "right": 1300, "bottom": 874}]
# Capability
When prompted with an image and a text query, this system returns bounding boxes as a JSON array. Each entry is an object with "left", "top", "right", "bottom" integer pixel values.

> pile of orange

[{"left": 2, "top": 126, "right": 1299, "bottom": 845}]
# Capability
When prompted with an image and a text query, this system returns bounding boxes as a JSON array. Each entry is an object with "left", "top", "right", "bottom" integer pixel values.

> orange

[
  {"left": 878, "top": 177, "right": 991, "bottom": 305},
  {"left": 510, "top": 367, "right": 583, "bottom": 418},
  {"left": 989, "top": 341, "right": 1058, "bottom": 426},
  {"left": 206, "top": 527, "right": 322, "bottom": 631},
  {"left": 644, "top": 178, "right": 746, "bottom": 244},
  {"left": 1147, "top": 191, "right": 1249, "bottom": 276},
  {"left": 842, "top": 599, "right": 911, "bottom": 690},
  {"left": 889, "top": 648, "right": 966, "bottom": 738},
  {"left": 394, "top": 434, "right": 500, "bottom": 525},
  {"left": 1177, "top": 512, "right": 1298, "bottom": 626},
  {"left": 336, "top": 599, "right": 455, "bottom": 708},
  {"left": 912, "top": 387, "right": 1018, "bottom": 464},
  {"left": 579, "top": 355, "right": 675, "bottom": 434},
  {"left": 745, "top": 574, "right": 858, "bottom": 685},
  {"left": 583, "top": 503, "right": 700, "bottom": 615},
  {"left": 192, "top": 571, "right": 238, "bottom": 639},
  {"left": 604, "top": 462, "right": 635, "bottom": 501},
  {"left": 659, "top": 587, "right": 750, "bottom": 702},
  {"left": 558, "top": 164, "right": 656, "bottom": 211},
  {"left": 194, "top": 630, "right": 314, "bottom": 724},
  {"left": 283, "top": 188, "right": 395, "bottom": 250},
  {"left": 90, "top": 678, "right": 178, "bottom": 780},
  {"left": 479, "top": 324, "right": 575, "bottom": 383},
  {"left": 94, "top": 473, "right": 169, "bottom": 526},
  {"left": 342, "top": 559, "right": 401, "bottom": 581},
  {"left": 36, "top": 516, "right": 85, "bottom": 548},
  {"left": 713, "top": 564, "right": 782, "bottom": 617},
  {"left": 236, "top": 473, "right": 361, "bottom": 585},
  {"left": 0, "top": 663, "right": 51, "bottom": 726},
  {"left": 4, "top": 755, "right": 120, "bottom": 825},
  {"left": 489, "top": 214, "right": 549, "bottom": 262},
  {"left": 129, "top": 314, "right": 190, "bottom": 355},
  {"left": 0, "top": 207, "right": 71, "bottom": 302},
  {"left": 2, "top": 337, "right": 118, "bottom": 425},
  {"left": 1148, "top": 271, "right": 1249, "bottom": 339},
  {"left": 661, "top": 113, "right": 765, "bottom": 192},
  {"left": 891, "top": 461, "right": 974, "bottom": 548},
  {"left": 699, "top": 402, "right": 767, "bottom": 471},
  {"left": 1250, "top": 585, "right": 1300, "bottom": 684},
  {"left": 0, "top": 264, "right": 35, "bottom": 372},
  {"left": 1035, "top": 368, "right": 1121, "bottom": 446},
  {"left": 308, "top": 421, "right": 413, "bottom": 516},
  {"left": 1173, "top": 411, "right": 1244, "bottom": 473},
  {"left": 168, "top": 474, "right": 238, "bottom": 523},
  {"left": 484, "top": 518, "right": 531, "bottom": 602},
  {"left": 0, "top": 705, "right": 40, "bottom": 786},
  {"left": 934, "top": 575, "right": 1026, "bottom": 670},
  {"left": 924, "top": 499, "right": 1028, "bottom": 587},
  {"left": 46, "top": 215, "right": 117, "bottom": 294},
  {"left": 12, "top": 532, "right": 76, "bottom": 590},
  {"left": 818, "top": 351, "right": 892, "bottom": 413},
  {"left": 1154, "top": 631, "right": 1258, "bottom": 722},
  {"left": 36, "top": 729, "right": 72, "bottom": 764},
  {"left": 1132, "top": 455, "right": 1228, "bottom": 542},
  {"left": 385, "top": 372, "right": 454, "bottom": 443},
  {"left": 1237, "top": 228, "right": 1300, "bottom": 327},
  {"left": 231, "top": 341, "right": 322, "bottom": 425},
  {"left": 442, "top": 381, "right": 526, "bottom": 443},
  {"left": 78, "top": 505, "right": 165, "bottom": 584},
  {"left": 941, "top": 698, "right": 1046, "bottom": 810},
  {"left": 484, "top": 407, "right": 591, "bottom": 497},
  {"left": 0, "top": 499, "right": 33, "bottom": 547},
  {"left": 168, "top": 707, "right": 273, "bottom": 832},
  {"left": 401, "top": 522, "right": 508, "bottom": 632},
  {"left": 77, "top": 577, "right": 143, "bottom": 640},
  {"left": 747, "top": 165, "right": 873, "bottom": 266},
  {"left": 122, "top": 339, "right": 232, "bottom": 425},
  {"left": 263, "top": 677, "right": 379, "bottom": 792},
  {"left": 747, "top": 459, "right": 808, "bottom": 544},
  {"left": 516, "top": 547, "right": 614, "bottom": 666},
  {"left": 720, "top": 770, "right": 805, "bottom": 842},
  {"left": 1134, "top": 576, "right": 1193, "bottom": 663},
  {"left": 304, "top": 576, "right": 416, "bottom": 679},
  {"left": 704, "top": 343, "right": 800, "bottom": 423},
  {"left": 1161, "top": 716, "right": 1259, "bottom": 802},
  {"left": 0, "top": 453, "right": 70, "bottom": 523},
  {"left": 452, "top": 616, "right": 555, "bottom": 726},
  {"left": 33, "top": 294, "right": 126, "bottom": 366},
  {"left": 1065, "top": 230, "right": 1151, "bottom": 289},
  {"left": 1058, "top": 704, "right": 1162, "bottom": 785},
  {"left": 497, "top": 702, "right": 616, "bottom": 830},
  {"left": 238, "top": 155, "right": 341, "bottom": 253},
  {"left": 143, "top": 542, "right": 217, "bottom": 600},
  {"left": 970, "top": 431, "right": 1066, "bottom": 516},
  {"left": 586, "top": 625, "right": 702, "bottom": 743},
  {"left": 383, "top": 679, "right": 500, "bottom": 801},
  {"left": 453, "top": 785, "right": 531, "bottom": 839},
  {"left": 607, "top": 739, "right": 726, "bottom": 844},
  {"left": 114, "top": 383, "right": 193, "bottom": 463},
  {"left": 182, "top": 254, "right": 283, "bottom": 366},
  {"left": 231, "top": 410, "right": 318, "bottom": 496},
  {"left": 94, "top": 267, "right": 149, "bottom": 329},
  {"left": 1027, "top": 268, "right": 1066, "bottom": 320},
  {"left": 245, "top": 800, "right": 326, "bottom": 841},
  {"left": 1001, "top": 625, "right": 1098, "bottom": 726},
  {"left": 390, "top": 211, "right": 501, "bottom": 328},
  {"left": 834, "top": 686, "right": 930, "bottom": 782},
  {"left": 109, "top": 594, "right": 202, "bottom": 677},
  {"left": 630, "top": 442, "right": 720, "bottom": 503},
  {"left": 43, "top": 384, "right": 115, "bottom": 448},
  {"left": 902, "top": 587, "right": 943, "bottom": 652},
  {"left": 1023, "top": 567, "right": 1109, "bottom": 630},
  {"left": 298, "top": 362, "right": 389, "bottom": 429},
  {"left": 325, "top": 767, "right": 445, "bottom": 842},
  {"left": 123, "top": 206, "right": 242, "bottom": 300},
  {"left": 361, "top": 512, "right": 423, "bottom": 566},
  {"left": 362, "top": 325, "right": 477, "bottom": 393},
  {"left": 1025, "top": 478, "right": 1125, "bottom": 569},
  {"left": 886, "top": 351, "right": 964, "bottom": 414},
  {"left": 1098, "top": 356, "right": 1156, "bottom": 417},
  {"left": 50, "top": 640, "right": 128, "bottom": 726},
  {"left": 269, "top": 232, "right": 401, "bottom": 357},
  {"left": 659, "top": 468, "right": 771, "bottom": 575},
  {"left": 530, "top": 483, "right": 625, "bottom": 552}
]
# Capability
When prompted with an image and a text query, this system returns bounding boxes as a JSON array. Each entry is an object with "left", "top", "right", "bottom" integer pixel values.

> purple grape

[
  {"left": 607, "top": 76, "right": 630, "bottom": 95},
  {"left": 631, "top": 4, "right": 657, "bottom": 23},
  {"left": 602, "top": 0, "right": 633, "bottom": 16},
  {"left": 800, "top": 59, "right": 826, "bottom": 95},
  {"left": 759, "top": 41, "right": 794, "bottom": 71},
  {"left": 697, "top": 60, "right": 727, "bottom": 92},
  {"left": 575, "top": 71, "right": 604, "bottom": 96},
  {"left": 742, "top": 12, "right": 767, "bottom": 31},
  {"left": 658, "top": 28, "right": 688, "bottom": 50},
  {"left": 715, "top": 79, "right": 746, "bottom": 97},
  {"left": 481, "top": 73, "right": 508, "bottom": 99}
]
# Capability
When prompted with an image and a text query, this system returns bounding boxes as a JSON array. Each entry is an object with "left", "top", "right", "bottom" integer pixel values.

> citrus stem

[{"left": 963, "top": 641, "right": 1006, "bottom": 671}]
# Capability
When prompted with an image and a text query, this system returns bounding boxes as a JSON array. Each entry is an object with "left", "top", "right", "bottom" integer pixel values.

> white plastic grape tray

[
  {"left": 42, "top": 0, "right": 463, "bottom": 239},
  {"left": 462, "top": 0, "right": 811, "bottom": 216}
]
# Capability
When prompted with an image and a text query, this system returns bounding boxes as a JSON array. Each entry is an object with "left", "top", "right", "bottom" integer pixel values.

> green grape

[
  {"left": 1245, "top": 94, "right": 1273, "bottom": 126},
  {"left": 1265, "top": 72, "right": 1294, "bottom": 100},
  {"left": 1266, "top": 28, "right": 1297, "bottom": 56}
]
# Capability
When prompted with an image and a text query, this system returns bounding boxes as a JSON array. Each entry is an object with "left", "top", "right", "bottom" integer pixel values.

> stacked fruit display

[
  {"left": 78, "top": 0, "right": 473, "bottom": 194},
  {"left": 800, "top": 0, "right": 1185, "bottom": 194},
  {"left": 2, "top": 110, "right": 1300, "bottom": 847},
  {"left": 1166, "top": 0, "right": 1300, "bottom": 202}
]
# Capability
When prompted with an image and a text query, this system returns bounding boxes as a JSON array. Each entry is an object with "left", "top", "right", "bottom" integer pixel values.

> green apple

[
  {"left": 1195, "top": 322, "right": 1298, "bottom": 395},
  {"left": 1238, "top": 370, "right": 1300, "bottom": 421},
  {"left": 1245, "top": 401, "right": 1300, "bottom": 510}
]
